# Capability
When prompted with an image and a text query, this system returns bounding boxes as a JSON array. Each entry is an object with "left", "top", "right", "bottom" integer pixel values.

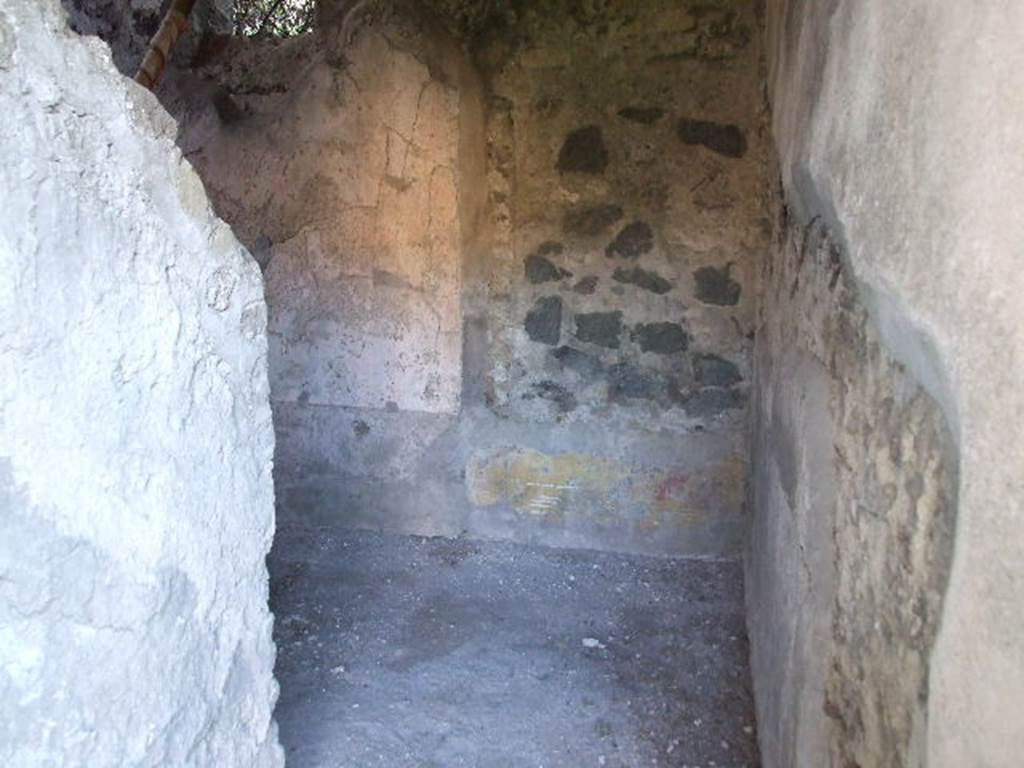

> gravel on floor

[{"left": 269, "top": 523, "right": 760, "bottom": 768}]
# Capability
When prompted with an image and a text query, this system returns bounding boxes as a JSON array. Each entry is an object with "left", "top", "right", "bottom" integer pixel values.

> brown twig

[{"left": 133, "top": 0, "right": 199, "bottom": 90}]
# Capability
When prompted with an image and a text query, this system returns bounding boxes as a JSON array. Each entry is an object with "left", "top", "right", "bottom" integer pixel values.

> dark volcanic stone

[
  {"left": 677, "top": 118, "right": 747, "bottom": 158},
  {"left": 693, "top": 264, "right": 742, "bottom": 306},
  {"left": 574, "top": 311, "right": 623, "bottom": 349},
  {"left": 535, "top": 241, "right": 564, "bottom": 257},
  {"left": 526, "top": 254, "right": 570, "bottom": 283},
  {"left": 617, "top": 106, "right": 665, "bottom": 125},
  {"left": 608, "top": 363, "right": 663, "bottom": 401},
  {"left": 693, "top": 353, "right": 742, "bottom": 387},
  {"left": 633, "top": 322, "right": 690, "bottom": 354},
  {"left": 525, "top": 296, "right": 562, "bottom": 345},
  {"left": 606, "top": 221, "right": 655, "bottom": 260},
  {"left": 682, "top": 387, "right": 745, "bottom": 418},
  {"left": 557, "top": 125, "right": 609, "bottom": 174},
  {"left": 563, "top": 204, "right": 624, "bottom": 236},
  {"left": 551, "top": 345, "right": 604, "bottom": 378},
  {"left": 613, "top": 266, "right": 673, "bottom": 294},
  {"left": 532, "top": 380, "right": 578, "bottom": 413},
  {"left": 572, "top": 276, "right": 600, "bottom": 295},
  {"left": 213, "top": 88, "right": 245, "bottom": 124},
  {"left": 525, "top": 242, "right": 571, "bottom": 284}
]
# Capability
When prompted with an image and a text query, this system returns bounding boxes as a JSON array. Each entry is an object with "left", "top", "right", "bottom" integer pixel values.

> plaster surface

[
  {"left": 171, "top": 22, "right": 465, "bottom": 416},
  {"left": 0, "top": 2, "right": 281, "bottom": 764},
  {"left": 748, "top": 212, "right": 957, "bottom": 767},
  {"left": 761, "top": 1, "right": 1024, "bottom": 765}
]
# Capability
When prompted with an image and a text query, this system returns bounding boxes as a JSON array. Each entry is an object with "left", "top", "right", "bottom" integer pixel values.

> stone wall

[
  {"left": 748, "top": 210, "right": 957, "bottom": 767},
  {"left": 152, "top": 0, "right": 770, "bottom": 557},
  {"left": 0, "top": 1, "right": 281, "bottom": 764},
  {"left": 463, "top": 0, "right": 769, "bottom": 554},
  {"left": 156, "top": 6, "right": 486, "bottom": 540},
  {"left": 754, "top": 0, "right": 1024, "bottom": 765}
]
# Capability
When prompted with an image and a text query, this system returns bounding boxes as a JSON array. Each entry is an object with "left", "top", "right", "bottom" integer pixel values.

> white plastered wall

[
  {"left": 0, "top": 1, "right": 282, "bottom": 765},
  {"left": 765, "top": 1, "right": 1024, "bottom": 765}
]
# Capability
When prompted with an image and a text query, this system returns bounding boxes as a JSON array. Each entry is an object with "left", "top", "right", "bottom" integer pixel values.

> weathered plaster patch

[
  {"left": 748, "top": 211, "right": 958, "bottom": 768},
  {"left": 466, "top": 447, "right": 745, "bottom": 530}
]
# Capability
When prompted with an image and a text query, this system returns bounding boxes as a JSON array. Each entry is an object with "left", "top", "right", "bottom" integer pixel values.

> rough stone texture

[
  {"left": 415, "top": 0, "right": 509, "bottom": 42},
  {"left": 617, "top": 106, "right": 665, "bottom": 125},
  {"left": 270, "top": 523, "right": 759, "bottom": 767},
  {"left": 470, "top": 0, "right": 769, "bottom": 555},
  {"left": 530, "top": 379, "right": 577, "bottom": 414},
  {"left": 749, "top": 213, "right": 957, "bottom": 768},
  {"left": 633, "top": 321, "right": 690, "bottom": 355},
  {"left": 556, "top": 124, "right": 609, "bottom": 175},
  {"left": 755, "top": 1, "right": 1024, "bottom": 764},
  {"left": 572, "top": 275, "right": 600, "bottom": 295},
  {"left": 562, "top": 203, "right": 624, "bottom": 236},
  {"left": 551, "top": 345, "right": 604, "bottom": 378},
  {"left": 694, "top": 263, "right": 742, "bottom": 306},
  {"left": 677, "top": 117, "right": 748, "bottom": 159},
  {"left": 607, "top": 363, "right": 666, "bottom": 403},
  {"left": 694, "top": 353, "right": 743, "bottom": 387},
  {"left": 574, "top": 311, "right": 624, "bottom": 350},
  {"left": 612, "top": 266, "right": 673, "bottom": 295},
  {"left": 0, "top": 2, "right": 281, "bottom": 764},
  {"left": 524, "top": 296, "right": 563, "bottom": 345},
  {"left": 605, "top": 220, "right": 655, "bottom": 260},
  {"left": 683, "top": 387, "right": 744, "bottom": 419},
  {"left": 524, "top": 241, "right": 571, "bottom": 284}
]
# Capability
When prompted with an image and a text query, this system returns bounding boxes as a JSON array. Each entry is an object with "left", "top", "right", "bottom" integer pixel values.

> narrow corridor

[{"left": 5, "top": 0, "right": 1020, "bottom": 765}]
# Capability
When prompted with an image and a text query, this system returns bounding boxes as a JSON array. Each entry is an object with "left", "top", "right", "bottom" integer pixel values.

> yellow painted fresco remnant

[
  {"left": 466, "top": 447, "right": 624, "bottom": 518},
  {"left": 466, "top": 447, "right": 746, "bottom": 526}
]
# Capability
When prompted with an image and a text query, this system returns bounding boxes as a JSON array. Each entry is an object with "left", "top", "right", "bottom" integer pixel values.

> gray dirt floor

[{"left": 268, "top": 522, "right": 760, "bottom": 768}]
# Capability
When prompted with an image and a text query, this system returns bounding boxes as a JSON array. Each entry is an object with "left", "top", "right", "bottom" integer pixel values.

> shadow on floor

[{"left": 268, "top": 523, "right": 760, "bottom": 768}]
